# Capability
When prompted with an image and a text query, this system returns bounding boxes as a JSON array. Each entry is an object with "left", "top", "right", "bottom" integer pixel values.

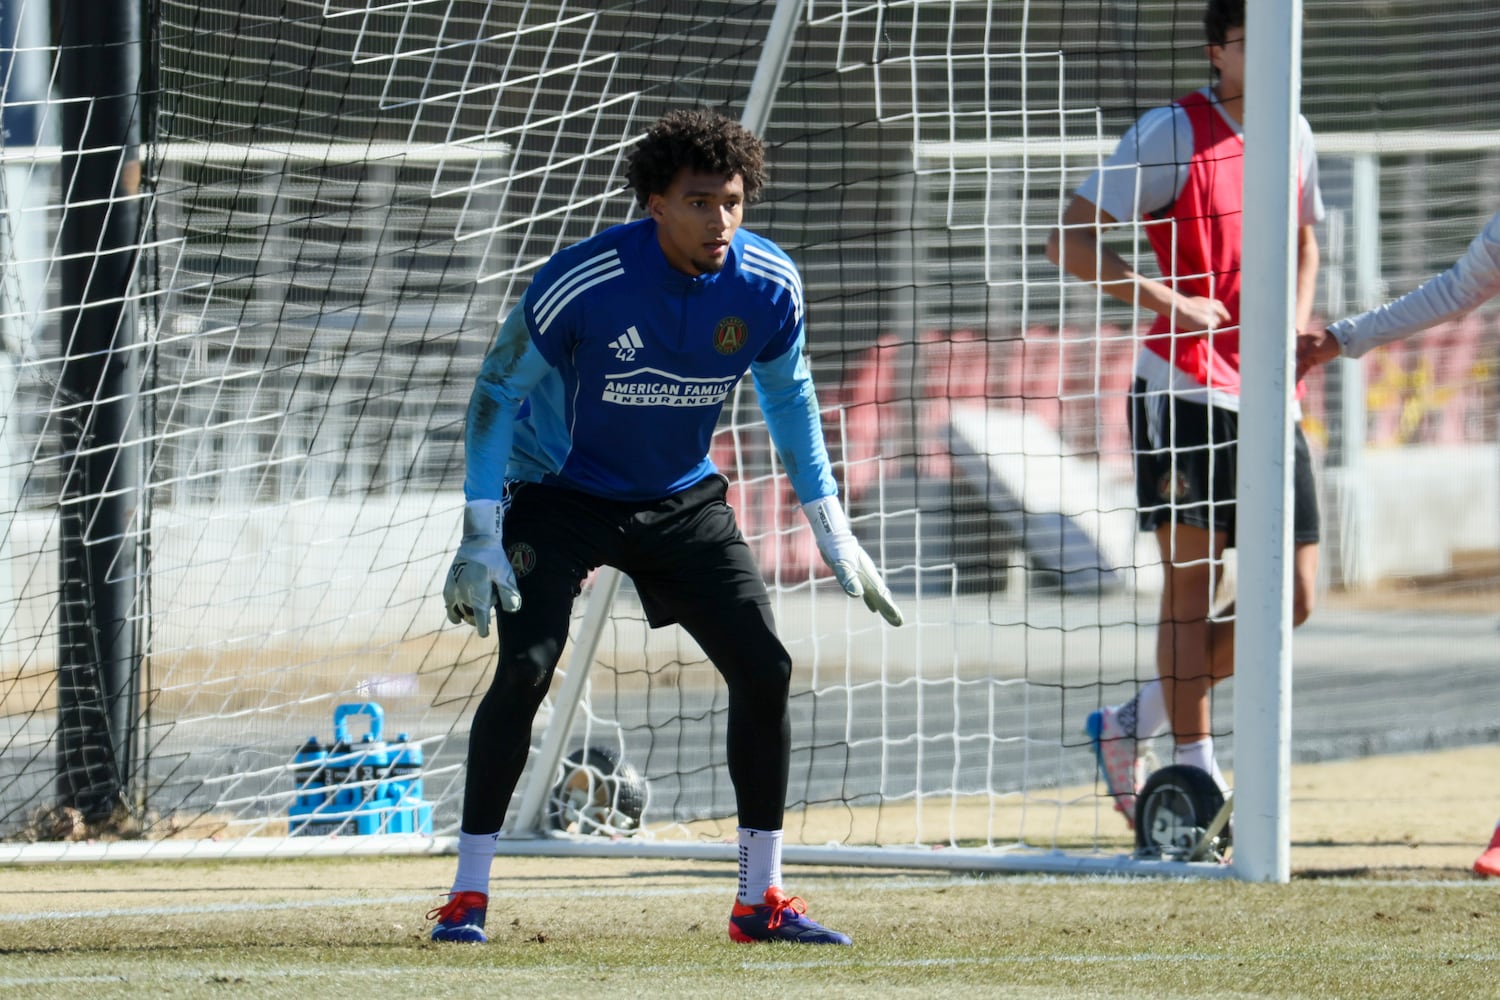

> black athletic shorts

[
  {"left": 499, "top": 474, "right": 772, "bottom": 629},
  {"left": 1129, "top": 378, "right": 1320, "bottom": 546}
]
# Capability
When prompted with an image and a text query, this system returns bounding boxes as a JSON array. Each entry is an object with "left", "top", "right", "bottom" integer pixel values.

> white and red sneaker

[{"left": 1086, "top": 706, "right": 1148, "bottom": 830}]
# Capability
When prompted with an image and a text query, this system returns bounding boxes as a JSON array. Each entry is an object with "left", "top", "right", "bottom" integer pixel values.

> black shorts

[
  {"left": 1129, "top": 378, "right": 1320, "bottom": 546},
  {"left": 499, "top": 475, "right": 771, "bottom": 630}
]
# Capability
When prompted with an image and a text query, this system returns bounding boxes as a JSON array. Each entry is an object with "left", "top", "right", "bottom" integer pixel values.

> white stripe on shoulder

[
  {"left": 532, "top": 249, "right": 621, "bottom": 317},
  {"left": 532, "top": 250, "right": 626, "bottom": 336},
  {"left": 741, "top": 244, "right": 803, "bottom": 296},
  {"left": 740, "top": 245, "right": 804, "bottom": 322}
]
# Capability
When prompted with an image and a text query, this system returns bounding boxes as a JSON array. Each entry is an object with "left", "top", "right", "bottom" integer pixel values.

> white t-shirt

[
  {"left": 1076, "top": 89, "right": 1324, "bottom": 228},
  {"left": 1073, "top": 88, "right": 1325, "bottom": 410},
  {"left": 1327, "top": 208, "right": 1500, "bottom": 358}
]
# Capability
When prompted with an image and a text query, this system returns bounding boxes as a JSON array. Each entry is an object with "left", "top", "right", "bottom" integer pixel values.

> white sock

[
  {"left": 1170, "top": 734, "right": 1230, "bottom": 791},
  {"left": 1112, "top": 682, "right": 1168, "bottom": 741},
  {"left": 737, "top": 827, "right": 783, "bottom": 905},
  {"left": 1173, "top": 738, "right": 1227, "bottom": 791},
  {"left": 450, "top": 830, "right": 499, "bottom": 896},
  {"left": 1134, "top": 680, "right": 1170, "bottom": 739}
]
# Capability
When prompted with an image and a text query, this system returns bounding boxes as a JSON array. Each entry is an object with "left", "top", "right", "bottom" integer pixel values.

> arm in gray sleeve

[{"left": 1328, "top": 209, "right": 1500, "bottom": 358}]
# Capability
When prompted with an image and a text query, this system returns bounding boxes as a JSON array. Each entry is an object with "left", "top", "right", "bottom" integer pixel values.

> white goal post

[{"left": 1234, "top": 0, "right": 1302, "bottom": 885}]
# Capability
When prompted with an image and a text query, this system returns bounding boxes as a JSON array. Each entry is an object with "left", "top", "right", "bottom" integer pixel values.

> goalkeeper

[
  {"left": 1296, "top": 207, "right": 1500, "bottom": 879},
  {"left": 425, "top": 108, "right": 902, "bottom": 946}
]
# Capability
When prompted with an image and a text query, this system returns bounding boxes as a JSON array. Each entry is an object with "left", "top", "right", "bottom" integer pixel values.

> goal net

[{"left": 3, "top": 1, "right": 1498, "bottom": 873}]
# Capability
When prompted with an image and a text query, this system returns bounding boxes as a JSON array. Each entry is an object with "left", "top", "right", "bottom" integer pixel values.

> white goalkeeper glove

[
  {"left": 802, "top": 495, "right": 903, "bottom": 627},
  {"left": 444, "top": 499, "right": 522, "bottom": 637}
]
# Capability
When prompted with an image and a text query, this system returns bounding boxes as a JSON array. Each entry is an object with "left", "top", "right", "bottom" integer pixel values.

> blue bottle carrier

[{"left": 288, "top": 701, "right": 433, "bottom": 836}]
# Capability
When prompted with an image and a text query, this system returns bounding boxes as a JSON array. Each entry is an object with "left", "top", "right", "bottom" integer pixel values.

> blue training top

[{"left": 463, "top": 216, "right": 838, "bottom": 505}]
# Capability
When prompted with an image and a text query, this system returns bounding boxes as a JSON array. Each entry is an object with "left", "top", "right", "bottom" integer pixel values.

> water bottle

[
  {"left": 331, "top": 702, "right": 386, "bottom": 810},
  {"left": 323, "top": 737, "right": 356, "bottom": 808},
  {"left": 386, "top": 732, "right": 424, "bottom": 805},
  {"left": 354, "top": 732, "right": 392, "bottom": 806},
  {"left": 291, "top": 736, "right": 327, "bottom": 811}
]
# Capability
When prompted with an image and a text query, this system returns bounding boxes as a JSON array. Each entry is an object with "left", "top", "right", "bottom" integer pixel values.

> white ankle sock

[
  {"left": 451, "top": 830, "right": 499, "bottom": 896},
  {"left": 1174, "top": 738, "right": 1228, "bottom": 791},
  {"left": 1134, "top": 680, "right": 1170, "bottom": 739},
  {"left": 1170, "top": 740, "right": 1218, "bottom": 785},
  {"left": 737, "top": 827, "right": 783, "bottom": 905},
  {"left": 1113, "top": 682, "right": 1168, "bottom": 741}
]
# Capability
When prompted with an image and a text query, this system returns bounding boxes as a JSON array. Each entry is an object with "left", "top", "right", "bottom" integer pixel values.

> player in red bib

[{"left": 1046, "top": 0, "right": 1324, "bottom": 828}]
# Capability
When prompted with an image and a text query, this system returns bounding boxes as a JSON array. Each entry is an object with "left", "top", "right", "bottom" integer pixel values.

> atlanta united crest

[
  {"left": 507, "top": 542, "right": 537, "bottom": 577},
  {"left": 1158, "top": 470, "right": 1190, "bottom": 502},
  {"left": 713, "top": 316, "right": 748, "bottom": 355}
]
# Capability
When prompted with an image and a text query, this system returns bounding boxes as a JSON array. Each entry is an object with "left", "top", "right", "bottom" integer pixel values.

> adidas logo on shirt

[{"left": 608, "top": 326, "right": 645, "bottom": 360}]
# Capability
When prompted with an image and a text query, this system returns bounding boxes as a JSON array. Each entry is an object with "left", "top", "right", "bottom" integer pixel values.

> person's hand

[
  {"left": 1175, "top": 295, "right": 1232, "bottom": 334},
  {"left": 802, "top": 496, "right": 903, "bottom": 627},
  {"left": 444, "top": 499, "right": 522, "bottom": 637},
  {"left": 1295, "top": 327, "right": 1342, "bottom": 381}
]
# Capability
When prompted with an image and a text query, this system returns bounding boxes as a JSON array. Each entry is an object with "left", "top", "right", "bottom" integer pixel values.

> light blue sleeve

[
  {"left": 463, "top": 302, "right": 556, "bottom": 501},
  {"left": 750, "top": 330, "right": 838, "bottom": 505},
  {"left": 1328, "top": 209, "right": 1500, "bottom": 359}
]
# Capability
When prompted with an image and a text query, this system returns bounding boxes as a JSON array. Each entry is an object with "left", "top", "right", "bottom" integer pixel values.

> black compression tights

[{"left": 460, "top": 600, "right": 792, "bottom": 834}]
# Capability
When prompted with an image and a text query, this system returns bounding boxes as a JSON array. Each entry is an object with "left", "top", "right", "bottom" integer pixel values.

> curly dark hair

[
  {"left": 624, "top": 108, "right": 768, "bottom": 209},
  {"left": 1203, "top": 0, "right": 1244, "bottom": 45}
]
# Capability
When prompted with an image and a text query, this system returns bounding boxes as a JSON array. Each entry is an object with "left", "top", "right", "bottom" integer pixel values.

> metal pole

[
  {"left": 1233, "top": 0, "right": 1301, "bottom": 884},
  {"left": 1335, "top": 155, "right": 1379, "bottom": 589},
  {"left": 55, "top": 0, "right": 143, "bottom": 822},
  {"left": 740, "top": 0, "right": 805, "bottom": 136},
  {"left": 0, "top": 0, "right": 52, "bottom": 627}
]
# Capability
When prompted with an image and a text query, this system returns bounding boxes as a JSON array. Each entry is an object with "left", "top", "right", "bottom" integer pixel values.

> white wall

[{"left": 1338, "top": 443, "right": 1500, "bottom": 582}]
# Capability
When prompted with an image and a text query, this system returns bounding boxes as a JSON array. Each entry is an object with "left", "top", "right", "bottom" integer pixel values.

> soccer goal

[{"left": 5, "top": 0, "right": 1495, "bottom": 879}]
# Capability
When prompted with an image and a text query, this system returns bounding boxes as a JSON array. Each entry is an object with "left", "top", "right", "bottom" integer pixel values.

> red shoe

[{"left": 1474, "top": 826, "right": 1500, "bottom": 878}]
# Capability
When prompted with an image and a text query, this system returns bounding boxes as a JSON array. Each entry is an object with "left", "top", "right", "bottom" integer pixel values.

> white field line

[
  {"left": 0, "top": 873, "right": 1487, "bottom": 925},
  {"left": 5, "top": 950, "right": 1500, "bottom": 989},
  {"left": 0, "top": 874, "right": 983, "bottom": 923}
]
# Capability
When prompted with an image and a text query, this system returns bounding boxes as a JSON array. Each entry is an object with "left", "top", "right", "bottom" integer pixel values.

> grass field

[{"left": 2, "top": 746, "right": 1498, "bottom": 999}]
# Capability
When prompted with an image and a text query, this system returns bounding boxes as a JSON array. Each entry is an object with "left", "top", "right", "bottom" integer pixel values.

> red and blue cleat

[
  {"left": 427, "top": 890, "right": 488, "bottom": 943},
  {"left": 728, "top": 887, "right": 851, "bottom": 945}
]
